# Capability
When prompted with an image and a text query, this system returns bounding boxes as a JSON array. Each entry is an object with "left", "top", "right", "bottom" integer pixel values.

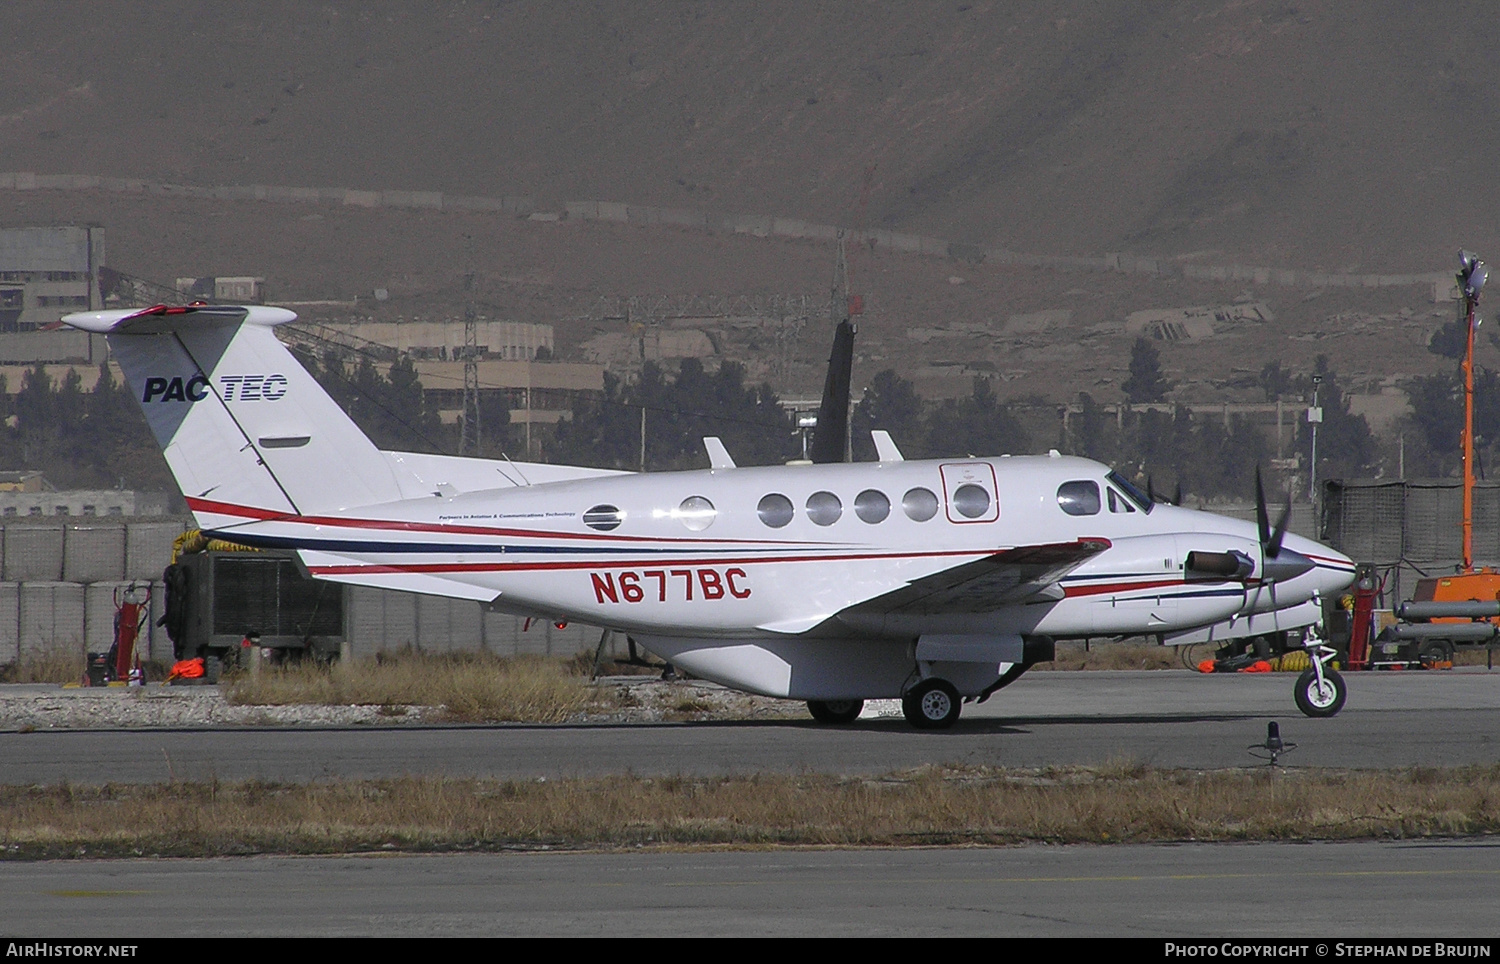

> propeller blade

[
  {"left": 1148, "top": 475, "right": 1157, "bottom": 504},
  {"left": 1266, "top": 490, "right": 1292, "bottom": 559},
  {"left": 1254, "top": 467, "right": 1271, "bottom": 548},
  {"left": 1172, "top": 481, "right": 1183, "bottom": 507}
]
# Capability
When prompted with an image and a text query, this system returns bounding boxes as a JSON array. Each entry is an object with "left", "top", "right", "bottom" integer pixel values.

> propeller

[
  {"left": 1186, "top": 469, "right": 1312, "bottom": 605},
  {"left": 1250, "top": 467, "right": 1315, "bottom": 605}
]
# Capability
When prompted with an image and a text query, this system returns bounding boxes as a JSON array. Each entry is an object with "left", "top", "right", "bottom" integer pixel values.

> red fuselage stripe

[{"left": 187, "top": 496, "right": 809, "bottom": 546}]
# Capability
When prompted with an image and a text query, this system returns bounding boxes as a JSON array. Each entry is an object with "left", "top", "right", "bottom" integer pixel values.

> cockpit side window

[
  {"left": 1106, "top": 470, "right": 1153, "bottom": 513},
  {"left": 1057, "top": 480, "right": 1100, "bottom": 516},
  {"left": 1107, "top": 487, "right": 1136, "bottom": 513}
]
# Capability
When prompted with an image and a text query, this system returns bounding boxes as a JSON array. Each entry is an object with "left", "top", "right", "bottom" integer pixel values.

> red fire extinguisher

[{"left": 112, "top": 583, "right": 151, "bottom": 684}]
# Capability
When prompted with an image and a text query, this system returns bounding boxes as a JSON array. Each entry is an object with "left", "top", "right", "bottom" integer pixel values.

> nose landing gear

[{"left": 1294, "top": 633, "right": 1346, "bottom": 718}]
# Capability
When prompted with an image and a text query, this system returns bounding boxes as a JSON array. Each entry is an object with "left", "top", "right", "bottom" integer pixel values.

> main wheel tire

[
  {"left": 902, "top": 679, "right": 961, "bottom": 729},
  {"left": 1294, "top": 666, "right": 1346, "bottom": 718},
  {"left": 807, "top": 699, "right": 864, "bottom": 724}
]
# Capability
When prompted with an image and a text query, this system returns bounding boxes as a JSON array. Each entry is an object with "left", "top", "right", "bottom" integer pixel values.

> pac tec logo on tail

[
  {"left": 142, "top": 374, "right": 288, "bottom": 403},
  {"left": 142, "top": 375, "right": 209, "bottom": 403}
]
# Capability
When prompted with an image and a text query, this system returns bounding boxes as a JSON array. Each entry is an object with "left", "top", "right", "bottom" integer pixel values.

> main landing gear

[
  {"left": 805, "top": 680, "right": 965, "bottom": 729},
  {"left": 901, "top": 678, "right": 961, "bottom": 729},
  {"left": 806, "top": 699, "right": 864, "bottom": 724}
]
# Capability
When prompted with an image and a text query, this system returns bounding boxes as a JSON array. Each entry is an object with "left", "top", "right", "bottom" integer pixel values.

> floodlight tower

[{"left": 1459, "top": 250, "right": 1489, "bottom": 571}]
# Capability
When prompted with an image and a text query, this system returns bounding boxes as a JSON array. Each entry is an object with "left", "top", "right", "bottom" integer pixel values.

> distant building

[
  {"left": 323, "top": 319, "right": 554, "bottom": 361},
  {"left": 174, "top": 276, "right": 265, "bottom": 304},
  {"left": 282, "top": 321, "right": 595, "bottom": 429},
  {"left": 412, "top": 359, "right": 604, "bottom": 426},
  {"left": 0, "top": 472, "right": 44, "bottom": 493},
  {"left": 0, "top": 227, "right": 104, "bottom": 331},
  {"left": 0, "top": 489, "right": 174, "bottom": 519}
]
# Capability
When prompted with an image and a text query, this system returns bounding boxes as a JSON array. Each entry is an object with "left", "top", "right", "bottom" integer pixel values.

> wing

[{"left": 840, "top": 538, "right": 1110, "bottom": 616}]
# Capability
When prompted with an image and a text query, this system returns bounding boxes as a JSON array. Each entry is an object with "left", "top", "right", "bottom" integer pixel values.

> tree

[
  {"left": 546, "top": 360, "right": 795, "bottom": 471},
  {"left": 1428, "top": 315, "right": 1469, "bottom": 360},
  {"left": 1301, "top": 355, "right": 1377, "bottom": 482},
  {"left": 1061, "top": 391, "right": 1120, "bottom": 465},
  {"left": 851, "top": 369, "right": 925, "bottom": 460},
  {"left": 925, "top": 377, "right": 1029, "bottom": 458},
  {"left": 288, "top": 348, "right": 444, "bottom": 453},
  {"left": 1259, "top": 361, "right": 1292, "bottom": 401},
  {"left": 1407, "top": 365, "right": 1500, "bottom": 478},
  {"left": 1121, "top": 337, "right": 1171, "bottom": 403}
]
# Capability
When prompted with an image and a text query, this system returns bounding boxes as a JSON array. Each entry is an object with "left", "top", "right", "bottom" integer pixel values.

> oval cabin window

[
  {"left": 677, "top": 496, "right": 716, "bottom": 531},
  {"left": 806, "top": 491, "right": 843, "bottom": 526},
  {"left": 903, "top": 487, "right": 939, "bottom": 522},
  {"left": 952, "top": 483, "right": 991, "bottom": 519},
  {"left": 583, "top": 504, "right": 623, "bottom": 531},
  {"left": 854, "top": 489, "right": 890, "bottom": 524},
  {"left": 757, "top": 493, "right": 794, "bottom": 528}
]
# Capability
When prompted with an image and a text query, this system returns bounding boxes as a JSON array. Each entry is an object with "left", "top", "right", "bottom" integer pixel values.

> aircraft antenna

[{"left": 460, "top": 235, "right": 482, "bottom": 456}]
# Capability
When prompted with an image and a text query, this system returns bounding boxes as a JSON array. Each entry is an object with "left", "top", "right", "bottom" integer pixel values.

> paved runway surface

[
  {"left": 3, "top": 670, "right": 1498, "bottom": 784},
  {"left": 4, "top": 670, "right": 1499, "bottom": 938},
  {"left": 4, "top": 841, "right": 1499, "bottom": 937}
]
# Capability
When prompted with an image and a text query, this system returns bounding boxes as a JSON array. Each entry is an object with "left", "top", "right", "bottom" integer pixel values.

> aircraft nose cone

[
  {"left": 1319, "top": 548, "right": 1357, "bottom": 596},
  {"left": 1262, "top": 548, "right": 1316, "bottom": 583}
]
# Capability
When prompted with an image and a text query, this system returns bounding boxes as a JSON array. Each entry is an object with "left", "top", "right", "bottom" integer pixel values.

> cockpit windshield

[{"left": 1106, "top": 470, "right": 1154, "bottom": 514}]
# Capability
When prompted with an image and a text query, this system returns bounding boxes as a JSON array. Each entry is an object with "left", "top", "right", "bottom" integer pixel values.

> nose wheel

[
  {"left": 1294, "top": 666, "right": 1346, "bottom": 717},
  {"left": 1293, "top": 634, "right": 1347, "bottom": 718},
  {"left": 902, "top": 679, "right": 961, "bottom": 729}
]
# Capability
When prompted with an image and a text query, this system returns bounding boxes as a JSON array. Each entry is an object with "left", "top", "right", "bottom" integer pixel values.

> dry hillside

[
  {"left": 2, "top": 1, "right": 1494, "bottom": 422},
  {"left": 5, "top": 1, "right": 1498, "bottom": 268}
]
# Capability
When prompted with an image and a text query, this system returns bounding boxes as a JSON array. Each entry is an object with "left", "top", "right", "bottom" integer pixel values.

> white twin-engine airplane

[{"left": 63, "top": 303, "right": 1357, "bottom": 727}]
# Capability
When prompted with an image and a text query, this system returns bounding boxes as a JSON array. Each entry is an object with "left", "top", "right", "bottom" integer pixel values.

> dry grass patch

[
  {"left": 222, "top": 652, "right": 606, "bottom": 723},
  {"left": 0, "top": 644, "right": 85, "bottom": 685},
  {"left": 1453, "top": 648, "right": 1499, "bottom": 667},
  {"left": 4, "top": 764, "right": 1499, "bottom": 860},
  {"left": 1034, "top": 641, "right": 1185, "bottom": 671}
]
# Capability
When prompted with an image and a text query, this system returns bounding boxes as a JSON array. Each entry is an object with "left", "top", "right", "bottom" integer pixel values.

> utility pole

[
  {"left": 1308, "top": 375, "right": 1322, "bottom": 507},
  {"left": 460, "top": 235, "right": 481, "bottom": 456}
]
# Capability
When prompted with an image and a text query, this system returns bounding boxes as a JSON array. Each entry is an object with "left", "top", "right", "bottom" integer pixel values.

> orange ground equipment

[{"left": 1378, "top": 253, "right": 1500, "bottom": 668}]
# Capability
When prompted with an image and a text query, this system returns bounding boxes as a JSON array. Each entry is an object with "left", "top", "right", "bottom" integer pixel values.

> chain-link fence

[{"left": 1322, "top": 478, "right": 1498, "bottom": 604}]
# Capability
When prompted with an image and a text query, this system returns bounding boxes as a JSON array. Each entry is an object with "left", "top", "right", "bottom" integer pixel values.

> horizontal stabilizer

[
  {"left": 871, "top": 430, "right": 904, "bottom": 462},
  {"left": 703, "top": 436, "right": 736, "bottom": 469},
  {"left": 63, "top": 303, "right": 295, "bottom": 334}
]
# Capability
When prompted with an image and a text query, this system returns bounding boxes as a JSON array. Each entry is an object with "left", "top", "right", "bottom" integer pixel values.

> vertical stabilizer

[
  {"left": 808, "top": 319, "right": 855, "bottom": 464},
  {"left": 64, "top": 305, "right": 424, "bottom": 525}
]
